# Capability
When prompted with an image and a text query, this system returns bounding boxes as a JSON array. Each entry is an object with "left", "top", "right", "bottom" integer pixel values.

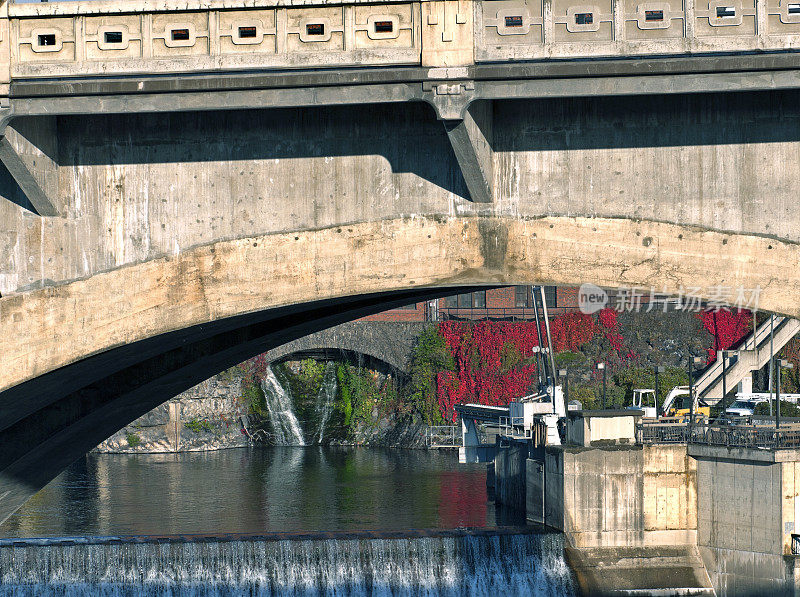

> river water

[{"left": 0, "top": 447, "right": 576, "bottom": 595}]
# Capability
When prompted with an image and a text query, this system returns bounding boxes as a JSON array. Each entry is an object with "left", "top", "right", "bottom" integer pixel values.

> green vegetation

[
  {"left": 184, "top": 418, "right": 213, "bottom": 433},
  {"left": 567, "top": 381, "right": 626, "bottom": 410},
  {"left": 614, "top": 366, "right": 690, "bottom": 406},
  {"left": 754, "top": 400, "right": 800, "bottom": 417},
  {"left": 125, "top": 432, "right": 141, "bottom": 448},
  {"left": 554, "top": 351, "right": 586, "bottom": 369},
  {"left": 242, "top": 382, "right": 267, "bottom": 416},
  {"left": 406, "top": 325, "right": 454, "bottom": 425}
]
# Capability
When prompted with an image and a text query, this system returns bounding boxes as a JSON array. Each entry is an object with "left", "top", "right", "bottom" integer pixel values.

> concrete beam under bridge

[
  {"left": 0, "top": 118, "right": 60, "bottom": 217},
  {"left": 444, "top": 102, "right": 493, "bottom": 204}
]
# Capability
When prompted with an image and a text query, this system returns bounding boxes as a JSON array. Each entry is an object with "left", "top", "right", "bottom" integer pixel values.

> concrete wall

[
  {"left": 694, "top": 446, "right": 796, "bottom": 595},
  {"left": 566, "top": 411, "right": 639, "bottom": 446},
  {"left": 6, "top": 0, "right": 800, "bottom": 82},
  {"left": 494, "top": 439, "right": 529, "bottom": 511},
  {"left": 538, "top": 444, "right": 697, "bottom": 549}
]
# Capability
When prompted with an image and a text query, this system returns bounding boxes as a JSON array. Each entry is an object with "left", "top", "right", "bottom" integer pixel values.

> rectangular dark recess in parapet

[
  {"left": 505, "top": 15, "right": 524, "bottom": 27},
  {"left": 789, "top": 3, "right": 800, "bottom": 13},
  {"left": 645, "top": 9, "right": 664, "bottom": 20},
  {"left": 238, "top": 26, "right": 257, "bottom": 38},
  {"left": 306, "top": 23, "right": 325, "bottom": 35},
  {"left": 374, "top": 21, "right": 394, "bottom": 32},
  {"left": 104, "top": 31, "right": 123, "bottom": 44},
  {"left": 716, "top": 6, "right": 736, "bottom": 17},
  {"left": 37, "top": 34, "right": 56, "bottom": 46},
  {"left": 575, "top": 12, "right": 594, "bottom": 24},
  {"left": 171, "top": 28, "right": 190, "bottom": 41}
]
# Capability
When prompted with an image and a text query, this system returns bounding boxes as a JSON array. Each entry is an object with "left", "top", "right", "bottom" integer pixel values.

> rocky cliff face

[{"left": 95, "top": 373, "right": 249, "bottom": 453}]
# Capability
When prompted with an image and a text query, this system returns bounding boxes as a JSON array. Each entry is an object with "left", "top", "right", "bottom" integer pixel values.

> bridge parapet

[{"left": 3, "top": 0, "right": 800, "bottom": 81}]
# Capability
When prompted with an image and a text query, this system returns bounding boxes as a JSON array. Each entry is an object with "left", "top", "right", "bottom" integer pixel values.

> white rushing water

[
  {"left": 0, "top": 532, "right": 576, "bottom": 596},
  {"left": 260, "top": 366, "right": 305, "bottom": 446},
  {"left": 315, "top": 364, "right": 337, "bottom": 443}
]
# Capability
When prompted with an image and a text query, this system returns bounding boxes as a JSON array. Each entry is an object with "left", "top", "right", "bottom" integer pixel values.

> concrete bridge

[{"left": 4, "top": 0, "right": 800, "bottom": 524}]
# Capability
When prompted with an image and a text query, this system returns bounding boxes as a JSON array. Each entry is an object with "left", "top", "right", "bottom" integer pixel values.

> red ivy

[
  {"left": 697, "top": 309, "right": 753, "bottom": 362},
  {"left": 436, "top": 313, "right": 604, "bottom": 422}
]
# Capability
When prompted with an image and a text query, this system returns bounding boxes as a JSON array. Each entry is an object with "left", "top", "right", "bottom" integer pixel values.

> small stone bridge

[{"left": 265, "top": 321, "right": 425, "bottom": 374}]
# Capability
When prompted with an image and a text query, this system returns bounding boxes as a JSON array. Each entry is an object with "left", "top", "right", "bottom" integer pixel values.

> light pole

[
  {"left": 598, "top": 362, "right": 606, "bottom": 409},
  {"left": 720, "top": 350, "right": 732, "bottom": 409},
  {"left": 688, "top": 356, "right": 703, "bottom": 439},
  {"left": 559, "top": 368, "right": 569, "bottom": 408},
  {"left": 774, "top": 358, "right": 794, "bottom": 432}
]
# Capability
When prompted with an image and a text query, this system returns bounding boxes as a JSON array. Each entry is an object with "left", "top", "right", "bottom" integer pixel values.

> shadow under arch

[{"left": 0, "top": 286, "right": 486, "bottom": 525}]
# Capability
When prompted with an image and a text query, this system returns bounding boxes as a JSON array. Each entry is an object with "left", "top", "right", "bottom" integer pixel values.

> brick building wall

[{"left": 359, "top": 286, "right": 582, "bottom": 322}]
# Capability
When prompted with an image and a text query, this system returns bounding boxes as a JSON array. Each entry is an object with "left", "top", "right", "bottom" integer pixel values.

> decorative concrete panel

[
  {"left": 695, "top": 0, "right": 757, "bottom": 36},
  {"left": 553, "top": 0, "right": 614, "bottom": 41},
  {"left": 85, "top": 15, "right": 143, "bottom": 60},
  {"left": 16, "top": 17, "right": 76, "bottom": 63},
  {"left": 354, "top": 4, "right": 416, "bottom": 48},
  {"left": 9, "top": 3, "right": 422, "bottom": 77},
  {"left": 624, "top": 0, "right": 686, "bottom": 39},
  {"left": 219, "top": 10, "right": 278, "bottom": 55},
  {"left": 151, "top": 11, "right": 210, "bottom": 57},
  {"left": 766, "top": 0, "right": 800, "bottom": 34}
]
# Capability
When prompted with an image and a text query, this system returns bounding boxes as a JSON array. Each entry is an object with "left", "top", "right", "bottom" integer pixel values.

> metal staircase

[{"left": 696, "top": 315, "right": 800, "bottom": 405}]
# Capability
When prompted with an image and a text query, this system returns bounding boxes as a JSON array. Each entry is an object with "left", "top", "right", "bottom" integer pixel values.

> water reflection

[{"left": 1, "top": 447, "right": 522, "bottom": 538}]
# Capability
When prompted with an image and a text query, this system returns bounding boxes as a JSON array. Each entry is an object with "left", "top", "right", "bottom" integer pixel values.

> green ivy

[
  {"left": 242, "top": 382, "right": 267, "bottom": 416},
  {"left": 184, "top": 418, "right": 213, "bottom": 433},
  {"left": 614, "top": 366, "right": 689, "bottom": 406},
  {"left": 406, "top": 325, "right": 454, "bottom": 425}
]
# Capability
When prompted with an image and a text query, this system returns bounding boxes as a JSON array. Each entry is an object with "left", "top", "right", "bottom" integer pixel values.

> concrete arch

[{"left": 1, "top": 213, "right": 799, "bottom": 524}]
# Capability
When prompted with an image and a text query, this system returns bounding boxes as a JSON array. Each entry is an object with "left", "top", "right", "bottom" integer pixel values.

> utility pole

[{"left": 598, "top": 362, "right": 607, "bottom": 409}]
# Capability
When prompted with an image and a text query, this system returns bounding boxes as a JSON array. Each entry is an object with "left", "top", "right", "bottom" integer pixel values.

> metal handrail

[
  {"left": 425, "top": 425, "right": 462, "bottom": 448},
  {"left": 637, "top": 419, "right": 800, "bottom": 448}
]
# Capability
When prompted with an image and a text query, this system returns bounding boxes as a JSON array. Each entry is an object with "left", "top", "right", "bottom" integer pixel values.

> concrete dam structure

[{"left": 4, "top": 0, "right": 800, "bottom": 529}]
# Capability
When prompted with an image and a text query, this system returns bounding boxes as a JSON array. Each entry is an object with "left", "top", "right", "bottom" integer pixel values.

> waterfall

[
  {"left": 261, "top": 366, "right": 305, "bottom": 446},
  {"left": 0, "top": 530, "right": 576, "bottom": 596},
  {"left": 315, "top": 363, "right": 337, "bottom": 443}
]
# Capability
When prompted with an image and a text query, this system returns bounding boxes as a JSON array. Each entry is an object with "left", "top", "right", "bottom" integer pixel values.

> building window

[
  {"left": 514, "top": 286, "right": 557, "bottom": 308},
  {"left": 445, "top": 292, "right": 487, "bottom": 308}
]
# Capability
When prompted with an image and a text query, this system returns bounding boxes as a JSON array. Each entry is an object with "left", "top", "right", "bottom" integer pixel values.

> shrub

[
  {"left": 754, "top": 400, "right": 800, "bottom": 418},
  {"left": 242, "top": 382, "right": 267, "bottom": 416},
  {"left": 125, "top": 432, "right": 141, "bottom": 448},
  {"left": 407, "top": 325, "right": 454, "bottom": 425},
  {"left": 614, "top": 366, "right": 690, "bottom": 407},
  {"left": 184, "top": 418, "right": 213, "bottom": 433}
]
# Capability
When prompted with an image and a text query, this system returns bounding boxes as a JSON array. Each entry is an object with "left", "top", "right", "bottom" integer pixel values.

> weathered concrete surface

[
  {"left": 5, "top": 214, "right": 800, "bottom": 395},
  {"left": 539, "top": 444, "right": 697, "bottom": 548},
  {"left": 538, "top": 444, "right": 709, "bottom": 594},
  {"left": 695, "top": 445, "right": 795, "bottom": 595},
  {"left": 565, "top": 545, "right": 713, "bottom": 595}
]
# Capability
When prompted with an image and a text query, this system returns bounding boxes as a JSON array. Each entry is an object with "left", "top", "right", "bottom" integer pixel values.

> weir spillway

[{"left": 0, "top": 528, "right": 575, "bottom": 596}]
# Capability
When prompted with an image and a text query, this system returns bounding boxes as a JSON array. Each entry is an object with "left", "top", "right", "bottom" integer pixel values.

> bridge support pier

[
  {"left": 0, "top": 117, "right": 60, "bottom": 217},
  {"left": 443, "top": 101, "right": 494, "bottom": 203}
]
